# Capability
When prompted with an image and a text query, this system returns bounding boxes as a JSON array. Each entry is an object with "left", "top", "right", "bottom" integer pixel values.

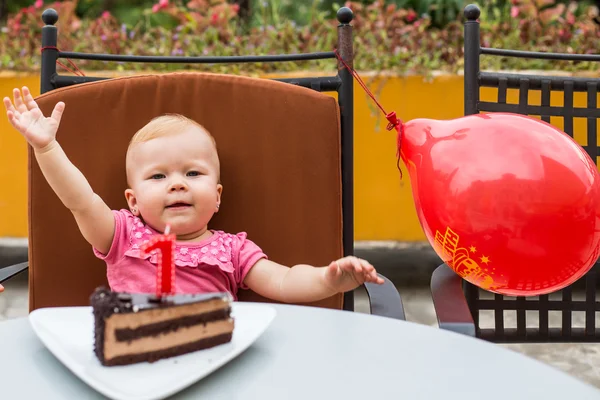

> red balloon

[{"left": 397, "top": 112, "right": 600, "bottom": 296}]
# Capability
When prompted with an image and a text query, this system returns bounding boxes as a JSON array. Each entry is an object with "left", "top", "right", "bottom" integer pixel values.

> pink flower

[
  {"left": 511, "top": 6, "right": 519, "bottom": 18},
  {"left": 101, "top": 11, "right": 111, "bottom": 20},
  {"left": 34, "top": 0, "right": 43, "bottom": 9},
  {"left": 152, "top": 0, "right": 169, "bottom": 13},
  {"left": 406, "top": 10, "right": 417, "bottom": 23}
]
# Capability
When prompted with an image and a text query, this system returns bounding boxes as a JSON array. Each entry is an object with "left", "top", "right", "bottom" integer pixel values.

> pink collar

[{"left": 124, "top": 214, "right": 235, "bottom": 272}]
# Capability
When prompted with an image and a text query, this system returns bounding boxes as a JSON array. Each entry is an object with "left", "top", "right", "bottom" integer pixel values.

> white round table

[{"left": 1, "top": 303, "right": 599, "bottom": 399}]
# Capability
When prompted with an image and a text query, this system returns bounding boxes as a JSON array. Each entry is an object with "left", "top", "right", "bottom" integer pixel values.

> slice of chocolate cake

[{"left": 90, "top": 287, "right": 234, "bottom": 366}]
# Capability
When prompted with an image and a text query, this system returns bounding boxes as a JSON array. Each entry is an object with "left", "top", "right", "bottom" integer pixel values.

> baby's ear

[
  {"left": 215, "top": 184, "right": 223, "bottom": 212},
  {"left": 124, "top": 188, "right": 139, "bottom": 215}
]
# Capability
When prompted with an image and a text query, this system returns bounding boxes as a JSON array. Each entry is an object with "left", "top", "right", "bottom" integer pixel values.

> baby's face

[{"left": 125, "top": 126, "right": 222, "bottom": 239}]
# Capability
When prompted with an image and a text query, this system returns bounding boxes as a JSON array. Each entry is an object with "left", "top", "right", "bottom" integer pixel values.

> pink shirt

[{"left": 93, "top": 209, "right": 267, "bottom": 300}]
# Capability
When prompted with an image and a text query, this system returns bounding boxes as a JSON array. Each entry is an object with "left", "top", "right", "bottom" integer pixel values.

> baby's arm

[
  {"left": 243, "top": 256, "right": 383, "bottom": 303},
  {"left": 4, "top": 87, "right": 115, "bottom": 254},
  {"left": 35, "top": 140, "right": 115, "bottom": 254}
]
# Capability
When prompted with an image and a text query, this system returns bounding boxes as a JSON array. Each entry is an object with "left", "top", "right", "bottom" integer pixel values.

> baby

[{"left": 3, "top": 86, "right": 383, "bottom": 302}]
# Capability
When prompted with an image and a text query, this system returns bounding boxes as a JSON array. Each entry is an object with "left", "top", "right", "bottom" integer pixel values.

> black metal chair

[
  {"left": 0, "top": 7, "right": 405, "bottom": 320},
  {"left": 431, "top": 4, "right": 600, "bottom": 341}
]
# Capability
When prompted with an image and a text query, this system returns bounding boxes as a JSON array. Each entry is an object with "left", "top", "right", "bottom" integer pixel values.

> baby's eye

[
  {"left": 187, "top": 171, "right": 201, "bottom": 177},
  {"left": 150, "top": 174, "right": 165, "bottom": 180}
]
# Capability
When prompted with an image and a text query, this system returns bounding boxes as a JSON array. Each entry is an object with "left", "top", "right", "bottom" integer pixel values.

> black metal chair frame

[
  {"left": 431, "top": 4, "right": 600, "bottom": 342},
  {"left": 0, "top": 7, "right": 405, "bottom": 320}
]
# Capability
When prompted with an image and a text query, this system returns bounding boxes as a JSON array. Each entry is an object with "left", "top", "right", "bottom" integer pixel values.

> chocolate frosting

[{"left": 90, "top": 286, "right": 232, "bottom": 315}]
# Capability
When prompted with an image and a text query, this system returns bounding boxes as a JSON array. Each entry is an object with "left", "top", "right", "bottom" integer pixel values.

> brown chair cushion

[{"left": 30, "top": 72, "right": 343, "bottom": 310}]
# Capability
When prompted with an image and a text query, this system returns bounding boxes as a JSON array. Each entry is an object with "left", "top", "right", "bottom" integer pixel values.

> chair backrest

[
  {"left": 461, "top": 4, "right": 600, "bottom": 342},
  {"left": 28, "top": 7, "right": 357, "bottom": 311}
]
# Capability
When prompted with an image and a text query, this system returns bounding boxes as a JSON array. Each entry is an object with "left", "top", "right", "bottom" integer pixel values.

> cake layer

[
  {"left": 103, "top": 332, "right": 233, "bottom": 366},
  {"left": 115, "top": 308, "right": 230, "bottom": 341},
  {"left": 104, "top": 318, "right": 234, "bottom": 361},
  {"left": 106, "top": 297, "right": 230, "bottom": 329}
]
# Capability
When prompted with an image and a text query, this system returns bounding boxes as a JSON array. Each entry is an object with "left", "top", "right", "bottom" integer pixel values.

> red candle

[{"left": 141, "top": 224, "right": 176, "bottom": 297}]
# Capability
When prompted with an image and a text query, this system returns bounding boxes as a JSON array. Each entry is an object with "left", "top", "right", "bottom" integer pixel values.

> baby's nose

[{"left": 170, "top": 182, "right": 187, "bottom": 191}]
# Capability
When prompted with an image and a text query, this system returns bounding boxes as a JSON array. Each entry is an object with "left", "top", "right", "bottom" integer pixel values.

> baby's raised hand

[
  {"left": 3, "top": 86, "right": 65, "bottom": 150},
  {"left": 0, "top": 284, "right": 4, "bottom": 293},
  {"left": 324, "top": 256, "right": 384, "bottom": 293}
]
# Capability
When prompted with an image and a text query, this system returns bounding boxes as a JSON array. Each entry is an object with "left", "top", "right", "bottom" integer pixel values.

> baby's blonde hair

[
  {"left": 129, "top": 114, "right": 217, "bottom": 148},
  {"left": 126, "top": 114, "right": 220, "bottom": 183}
]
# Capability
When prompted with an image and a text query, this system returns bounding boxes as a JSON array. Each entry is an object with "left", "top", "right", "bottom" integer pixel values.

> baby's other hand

[
  {"left": 324, "top": 256, "right": 384, "bottom": 293},
  {"left": 3, "top": 86, "right": 65, "bottom": 151},
  {"left": 0, "top": 284, "right": 4, "bottom": 293}
]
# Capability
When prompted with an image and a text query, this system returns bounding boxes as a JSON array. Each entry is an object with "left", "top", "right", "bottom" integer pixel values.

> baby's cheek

[{"left": 140, "top": 201, "right": 162, "bottom": 220}]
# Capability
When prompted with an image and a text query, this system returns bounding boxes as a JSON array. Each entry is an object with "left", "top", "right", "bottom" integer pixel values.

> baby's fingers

[
  {"left": 339, "top": 257, "right": 361, "bottom": 274},
  {"left": 366, "top": 272, "right": 385, "bottom": 285},
  {"left": 6, "top": 110, "right": 23, "bottom": 132},
  {"left": 50, "top": 101, "right": 65, "bottom": 124},
  {"left": 326, "top": 261, "right": 342, "bottom": 280},
  {"left": 351, "top": 257, "right": 364, "bottom": 274},
  {"left": 22, "top": 87, "right": 39, "bottom": 111},
  {"left": 3, "top": 96, "right": 17, "bottom": 115},
  {"left": 358, "top": 258, "right": 375, "bottom": 273},
  {"left": 12, "top": 88, "right": 27, "bottom": 113}
]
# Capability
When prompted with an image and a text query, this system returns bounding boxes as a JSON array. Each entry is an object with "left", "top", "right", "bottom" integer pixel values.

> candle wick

[{"left": 164, "top": 224, "right": 171, "bottom": 235}]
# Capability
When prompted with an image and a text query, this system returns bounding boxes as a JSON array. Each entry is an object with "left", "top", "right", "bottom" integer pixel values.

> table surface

[{"left": 2, "top": 303, "right": 600, "bottom": 400}]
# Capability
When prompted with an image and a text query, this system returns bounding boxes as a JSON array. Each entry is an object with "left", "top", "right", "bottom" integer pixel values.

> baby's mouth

[{"left": 166, "top": 202, "right": 192, "bottom": 209}]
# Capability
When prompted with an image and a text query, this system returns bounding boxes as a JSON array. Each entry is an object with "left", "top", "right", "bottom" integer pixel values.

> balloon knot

[
  {"left": 386, "top": 112, "right": 404, "bottom": 180},
  {"left": 385, "top": 111, "right": 402, "bottom": 131}
]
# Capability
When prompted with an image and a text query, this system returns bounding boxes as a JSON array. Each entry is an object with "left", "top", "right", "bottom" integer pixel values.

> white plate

[{"left": 29, "top": 302, "right": 276, "bottom": 400}]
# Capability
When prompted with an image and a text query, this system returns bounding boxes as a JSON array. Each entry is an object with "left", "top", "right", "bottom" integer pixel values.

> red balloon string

[
  {"left": 41, "top": 46, "right": 86, "bottom": 77},
  {"left": 334, "top": 50, "right": 404, "bottom": 178}
]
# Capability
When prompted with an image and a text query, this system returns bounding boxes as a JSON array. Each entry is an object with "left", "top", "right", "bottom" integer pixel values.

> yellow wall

[
  {"left": 0, "top": 72, "right": 596, "bottom": 241},
  {"left": 0, "top": 73, "right": 38, "bottom": 238}
]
